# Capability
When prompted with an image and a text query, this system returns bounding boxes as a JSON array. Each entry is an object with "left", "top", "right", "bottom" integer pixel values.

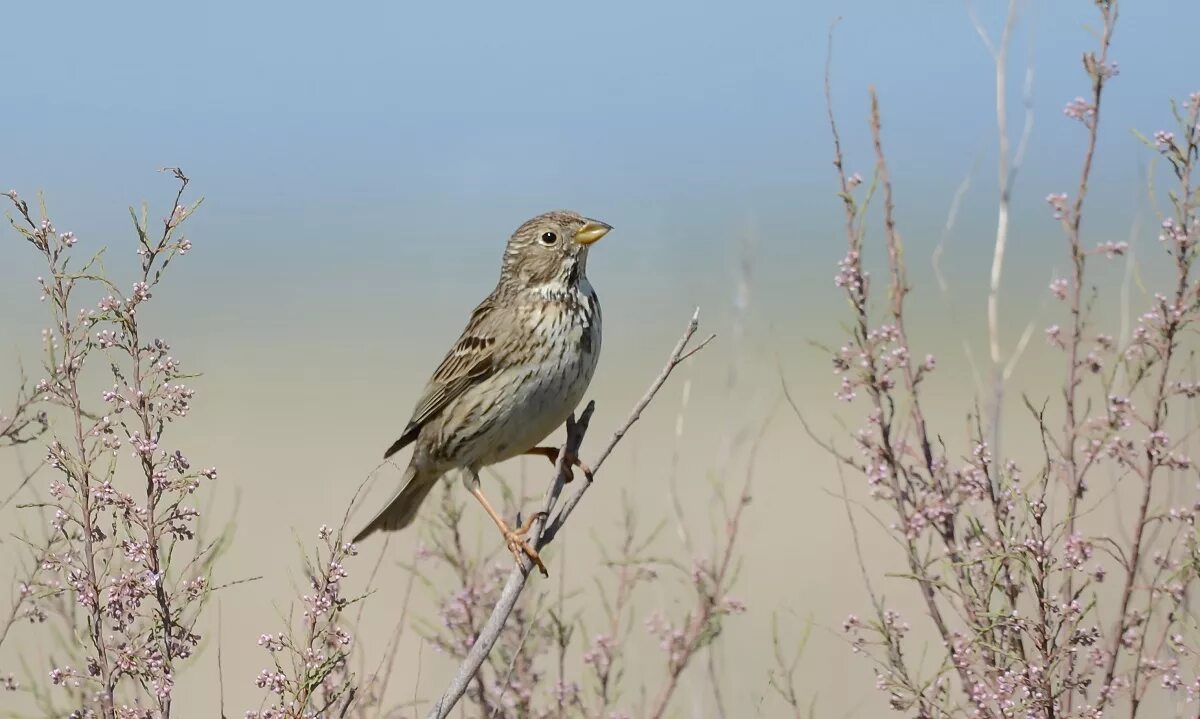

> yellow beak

[{"left": 575, "top": 219, "right": 612, "bottom": 246}]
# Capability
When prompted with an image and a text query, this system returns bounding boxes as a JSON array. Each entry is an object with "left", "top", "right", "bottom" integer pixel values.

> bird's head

[{"left": 500, "top": 210, "right": 611, "bottom": 290}]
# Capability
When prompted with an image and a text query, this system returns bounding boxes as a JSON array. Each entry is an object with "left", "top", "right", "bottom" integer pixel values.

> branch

[
  {"left": 425, "top": 310, "right": 714, "bottom": 719},
  {"left": 545, "top": 311, "right": 714, "bottom": 543}
]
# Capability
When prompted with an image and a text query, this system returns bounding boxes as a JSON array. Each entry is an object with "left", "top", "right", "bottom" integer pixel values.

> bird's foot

[
  {"left": 504, "top": 511, "right": 548, "bottom": 577},
  {"left": 524, "top": 446, "right": 594, "bottom": 483}
]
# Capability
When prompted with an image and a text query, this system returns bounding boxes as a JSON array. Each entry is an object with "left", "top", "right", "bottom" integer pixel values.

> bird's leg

[
  {"left": 461, "top": 470, "right": 548, "bottom": 577},
  {"left": 522, "top": 446, "right": 594, "bottom": 483}
]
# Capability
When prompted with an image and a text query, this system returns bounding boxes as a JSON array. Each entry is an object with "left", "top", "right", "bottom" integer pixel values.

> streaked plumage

[{"left": 353, "top": 211, "right": 608, "bottom": 559}]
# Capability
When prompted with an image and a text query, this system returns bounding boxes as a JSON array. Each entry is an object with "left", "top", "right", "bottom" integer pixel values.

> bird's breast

[{"left": 471, "top": 289, "right": 600, "bottom": 464}]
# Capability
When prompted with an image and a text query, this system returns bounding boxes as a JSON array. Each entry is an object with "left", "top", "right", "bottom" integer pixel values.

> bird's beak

[{"left": 574, "top": 220, "right": 612, "bottom": 246}]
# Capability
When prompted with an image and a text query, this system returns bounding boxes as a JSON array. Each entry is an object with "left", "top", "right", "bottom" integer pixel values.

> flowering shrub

[
  {"left": 823, "top": 2, "right": 1200, "bottom": 716},
  {"left": 247, "top": 525, "right": 360, "bottom": 719},
  {"left": 3, "top": 172, "right": 221, "bottom": 716}
]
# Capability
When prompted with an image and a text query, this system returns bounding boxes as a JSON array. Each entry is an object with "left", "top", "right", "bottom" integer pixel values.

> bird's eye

[{"left": 539, "top": 231, "right": 558, "bottom": 245}]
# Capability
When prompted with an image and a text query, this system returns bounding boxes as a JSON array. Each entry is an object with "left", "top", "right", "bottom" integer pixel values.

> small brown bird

[{"left": 352, "top": 211, "right": 610, "bottom": 575}]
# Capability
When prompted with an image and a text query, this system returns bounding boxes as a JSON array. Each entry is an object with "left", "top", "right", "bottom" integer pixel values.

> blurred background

[{"left": 2, "top": 0, "right": 1198, "bottom": 714}]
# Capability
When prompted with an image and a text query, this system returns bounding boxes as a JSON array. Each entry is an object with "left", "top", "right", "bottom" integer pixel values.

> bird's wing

[{"left": 383, "top": 293, "right": 509, "bottom": 458}]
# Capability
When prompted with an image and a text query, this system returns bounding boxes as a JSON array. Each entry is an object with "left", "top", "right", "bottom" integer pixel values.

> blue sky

[
  {"left": 6, "top": 1, "right": 1194, "bottom": 213},
  {"left": 2, "top": 0, "right": 1197, "bottom": 335}
]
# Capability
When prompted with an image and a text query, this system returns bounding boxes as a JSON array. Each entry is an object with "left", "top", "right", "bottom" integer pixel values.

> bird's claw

[
  {"left": 533, "top": 448, "right": 593, "bottom": 483},
  {"left": 506, "top": 511, "right": 549, "bottom": 576}
]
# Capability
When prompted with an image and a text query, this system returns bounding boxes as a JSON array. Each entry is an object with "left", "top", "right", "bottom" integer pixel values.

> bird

[{"left": 352, "top": 210, "right": 610, "bottom": 576}]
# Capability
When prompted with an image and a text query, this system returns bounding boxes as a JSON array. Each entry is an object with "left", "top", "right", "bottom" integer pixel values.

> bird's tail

[{"left": 351, "top": 465, "right": 437, "bottom": 544}]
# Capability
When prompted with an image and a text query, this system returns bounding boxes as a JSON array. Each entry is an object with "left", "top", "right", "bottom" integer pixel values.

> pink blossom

[{"left": 1064, "top": 97, "right": 1095, "bottom": 122}]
